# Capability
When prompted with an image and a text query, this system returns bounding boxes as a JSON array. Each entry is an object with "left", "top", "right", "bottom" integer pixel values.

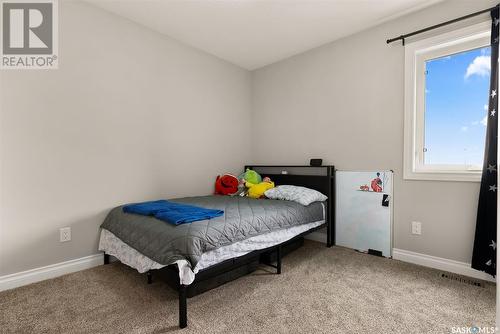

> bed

[{"left": 99, "top": 165, "right": 335, "bottom": 329}]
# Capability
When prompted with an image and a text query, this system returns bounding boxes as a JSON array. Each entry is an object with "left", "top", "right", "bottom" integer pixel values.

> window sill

[{"left": 403, "top": 170, "right": 481, "bottom": 182}]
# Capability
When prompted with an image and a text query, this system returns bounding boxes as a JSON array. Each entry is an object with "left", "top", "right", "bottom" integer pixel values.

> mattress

[
  {"left": 99, "top": 196, "right": 326, "bottom": 285},
  {"left": 100, "top": 195, "right": 325, "bottom": 270},
  {"left": 99, "top": 218, "right": 324, "bottom": 285}
]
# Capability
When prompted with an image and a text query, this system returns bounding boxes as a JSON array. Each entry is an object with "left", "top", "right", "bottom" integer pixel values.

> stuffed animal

[
  {"left": 240, "top": 168, "right": 262, "bottom": 185},
  {"left": 246, "top": 177, "right": 275, "bottom": 199},
  {"left": 215, "top": 174, "right": 239, "bottom": 195}
]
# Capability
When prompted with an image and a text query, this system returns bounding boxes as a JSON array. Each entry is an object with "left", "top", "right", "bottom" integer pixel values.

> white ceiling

[{"left": 88, "top": 0, "right": 443, "bottom": 70}]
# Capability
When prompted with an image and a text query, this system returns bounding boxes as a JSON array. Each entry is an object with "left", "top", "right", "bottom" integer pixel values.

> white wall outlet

[
  {"left": 60, "top": 227, "right": 71, "bottom": 242},
  {"left": 411, "top": 221, "right": 422, "bottom": 235}
]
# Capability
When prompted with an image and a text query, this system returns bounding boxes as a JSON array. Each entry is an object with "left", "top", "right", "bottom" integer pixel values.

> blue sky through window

[{"left": 424, "top": 46, "right": 491, "bottom": 167}]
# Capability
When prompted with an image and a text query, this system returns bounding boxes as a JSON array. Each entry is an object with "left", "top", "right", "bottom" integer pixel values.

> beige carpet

[{"left": 0, "top": 241, "right": 495, "bottom": 334}]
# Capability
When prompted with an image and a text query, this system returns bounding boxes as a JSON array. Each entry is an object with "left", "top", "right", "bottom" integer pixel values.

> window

[{"left": 404, "top": 22, "right": 491, "bottom": 181}]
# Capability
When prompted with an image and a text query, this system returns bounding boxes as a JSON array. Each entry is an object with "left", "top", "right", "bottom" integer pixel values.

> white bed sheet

[{"left": 99, "top": 203, "right": 325, "bottom": 285}]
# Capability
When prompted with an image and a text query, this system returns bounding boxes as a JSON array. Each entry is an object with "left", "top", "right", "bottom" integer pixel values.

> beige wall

[
  {"left": 251, "top": 0, "right": 498, "bottom": 263},
  {"left": 0, "top": 1, "right": 252, "bottom": 275}
]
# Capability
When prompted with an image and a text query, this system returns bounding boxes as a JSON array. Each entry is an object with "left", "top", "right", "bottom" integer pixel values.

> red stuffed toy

[{"left": 215, "top": 174, "right": 239, "bottom": 195}]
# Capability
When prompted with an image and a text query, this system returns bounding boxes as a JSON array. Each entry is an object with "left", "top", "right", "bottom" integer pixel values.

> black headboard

[{"left": 244, "top": 165, "right": 335, "bottom": 247}]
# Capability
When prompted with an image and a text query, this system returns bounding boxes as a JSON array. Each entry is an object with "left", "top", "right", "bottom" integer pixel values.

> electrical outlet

[
  {"left": 411, "top": 221, "right": 422, "bottom": 235},
  {"left": 60, "top": 227, "right": 71, "bottom": 242}
]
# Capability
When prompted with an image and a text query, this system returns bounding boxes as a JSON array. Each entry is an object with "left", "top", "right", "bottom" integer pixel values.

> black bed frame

[{"left": 103, "top": 165, "right": 335, "bottom": 329}]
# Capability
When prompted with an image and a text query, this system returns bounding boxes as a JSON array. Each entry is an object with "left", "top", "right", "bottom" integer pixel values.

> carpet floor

[{"left": 0, "top": 240, "right": 495, "bottom": 334}]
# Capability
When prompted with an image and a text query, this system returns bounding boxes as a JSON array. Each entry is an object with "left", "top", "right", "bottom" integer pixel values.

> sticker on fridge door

[{"left": 357, "top": 172, "right": 388, "bottom": 193}]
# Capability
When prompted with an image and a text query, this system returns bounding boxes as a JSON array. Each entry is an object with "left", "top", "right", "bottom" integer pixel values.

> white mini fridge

[{"left": 335, "top": 170, "right": 393, "bottom": 257}]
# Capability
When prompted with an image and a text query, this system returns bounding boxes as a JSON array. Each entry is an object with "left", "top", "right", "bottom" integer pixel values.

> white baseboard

[
  {"left": 1, "top": 246, "right": 493, "bottom": 292},
  {"left": 0, "top": 254, "right": 104, "bottom": 292},
  {"left": 305, "top": 231, "right": 327, "bottom": 243},
  {"left": 393, "top": 248, "right": 495, "bottom": 283}
]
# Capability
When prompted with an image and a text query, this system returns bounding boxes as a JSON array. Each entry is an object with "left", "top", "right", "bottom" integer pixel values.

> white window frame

[{"left": 404, "top": 22, "right": 491, "bottom": 182}]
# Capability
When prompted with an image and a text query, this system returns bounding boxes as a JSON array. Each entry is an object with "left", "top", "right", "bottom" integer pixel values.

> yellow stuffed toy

[{"left": 246, "top": 177, "right": 275, "bottom": 199}]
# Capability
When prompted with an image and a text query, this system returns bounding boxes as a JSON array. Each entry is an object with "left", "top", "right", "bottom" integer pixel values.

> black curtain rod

[{"left": 387, "top": 4, "right": 499, "bottom": 45}]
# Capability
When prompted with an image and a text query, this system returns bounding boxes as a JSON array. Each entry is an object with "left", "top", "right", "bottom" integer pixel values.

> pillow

[{"left": 264, "top": 185, "right": 327, "bottom": 206}]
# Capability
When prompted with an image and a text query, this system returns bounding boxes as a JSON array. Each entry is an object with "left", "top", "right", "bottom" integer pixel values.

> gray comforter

[{"left": 101, "top": 195, "right": 325, "bottom": 268}]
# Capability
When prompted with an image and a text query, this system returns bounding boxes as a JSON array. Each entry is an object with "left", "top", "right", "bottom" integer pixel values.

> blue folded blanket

[{"left": 123, "top": 200, "right": 224, "bottom": 225}]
